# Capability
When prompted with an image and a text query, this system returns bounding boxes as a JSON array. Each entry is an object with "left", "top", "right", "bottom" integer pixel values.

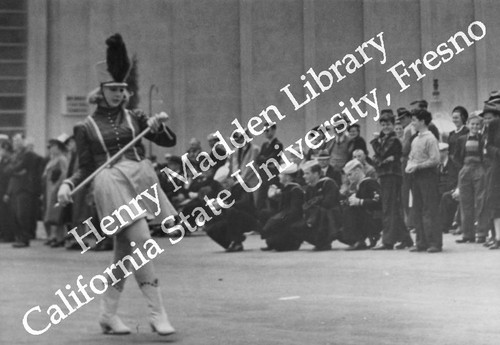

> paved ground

[{"left": 1, "top": 228, "right": 500, "bottom": 345}]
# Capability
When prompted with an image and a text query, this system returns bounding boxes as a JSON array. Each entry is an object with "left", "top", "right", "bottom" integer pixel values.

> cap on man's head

[
  {"left": 396, "top": 107, "right": 411, "bottom": 120},
  {"left": 300, "top": 159, "right": 319, "bottom": 171},
  {"left": 343, "top": 159, "right": 363, "bottom": 174},
  {"left": 316, "top": 150, "right": 330, "bottom": 160},
  {"left": 410, "top": 99, "right": 428, "bottom": 108},
  {"left": 281, "top": 163, "right": 299, "bottom": 175}
]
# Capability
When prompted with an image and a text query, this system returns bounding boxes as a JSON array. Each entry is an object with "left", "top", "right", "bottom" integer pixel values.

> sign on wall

[{"left": 64, "top": 95, "right": 89, "bottom": 116}]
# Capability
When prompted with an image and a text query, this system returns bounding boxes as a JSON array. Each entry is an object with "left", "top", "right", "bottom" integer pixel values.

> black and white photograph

[{"left": 1, "top": 0, "right": 500, "bottom": 344}]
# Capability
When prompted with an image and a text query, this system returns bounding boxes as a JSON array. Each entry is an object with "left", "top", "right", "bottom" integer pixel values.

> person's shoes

[
  {"left": 44, "top": 239, "right": 56, "bottom": 246},
  {"left": 476, "top": 237, "right": 486, "bottom": 244},
  {"left": 489, "top": 241, "right": 500, "bottom": 250},
  {"left": 427, "top": 247, "right": 442, "bottom": 253},
  {"left": 484, "top": 238, "right": 496, "bottom": 247},
  {"left": 313, "top": 244, "right": 332, "bottom": 251},
  {"left": 450, "top": 227, "right": 462, "bottom": 236},
  {"left": 455, "top": 238, "right": 475, "bottom": 244},
  {"left": 99, "top": 287, "right": 131, "bottom": 335},
  {"left": 50, "top": 240, "right": 65, "bottom": 248},
  {"left": 409, "top": 246, "right": 427, "bottom": 252},
  {"left": 346, "top": 241, "right": 368, "bottom": 251},
  {"left": 12, "top": 242, "right": 29, "bottom": 248},
  {"left": 226, "top": 241, "right": 244, "bottom": 252},
  {"left": 394, "top": 241, "right": 413, "bottom": 250},
  {"left": 372, "top": 243, "right": 393, "bottom": 250},
  {"left": 92, "top": 241, "right": 113, "bottom": 251},
  {"left": 99, "top": 315, "right": 131, "bottom": 335},
  {"left": 138, "top": 280, "right": 176, "bottom": 336}
]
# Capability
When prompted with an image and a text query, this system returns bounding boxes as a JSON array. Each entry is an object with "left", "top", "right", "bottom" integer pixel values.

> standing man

[
  {"left": 255, "top": 124, "right": 283, "bottom": 212},
  {"left": 0, "top": 139, "right": 14, "bottom": 242},
  {"left": 405, "top": 110, "right": 441, "bottom": 253},
  {"left": 4, "top": 134, "right": 40, "bottom": 247},
  {"left": 371, "top": 113, "right": 413, "bottom": 250}
]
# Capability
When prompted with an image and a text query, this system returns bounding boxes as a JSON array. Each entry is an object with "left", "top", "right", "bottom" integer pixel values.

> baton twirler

[{"left": 56, "top": 118, "right": 173, "bottom": 207}]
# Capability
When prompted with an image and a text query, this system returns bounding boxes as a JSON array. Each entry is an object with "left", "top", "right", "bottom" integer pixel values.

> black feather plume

[{"left": 105, "top": 33, "right": 130, "bottom": 83}]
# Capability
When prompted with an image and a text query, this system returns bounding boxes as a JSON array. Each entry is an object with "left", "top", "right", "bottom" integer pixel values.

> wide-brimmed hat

[
  {"left": 48, "top": 133, "right": 70, "bottom": 150},
  {"left": 96, "top": 34, "right": 131, "bottom": 87}
]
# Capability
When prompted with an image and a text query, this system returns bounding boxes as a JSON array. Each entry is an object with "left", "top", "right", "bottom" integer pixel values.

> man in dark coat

[
  {"left": 371, "top": 113, "right": 413, "bottom": 249},
  {"left": 0, "top": 140, "right": 15, "bottom": 242},
  {"left": 341, "top": 159, "right": 382, "bottom": 250},
  {"left": 436, "top": 143, "right": 459, "bottom": 234},
  {"left": 260, "top": 163, "right": 304, "bottom": 251},
  {"left": 291, "top": 161, "right": 341, "bottom": 251},
  {"left": 205, "top": 177, "right": 258, "bottom": 252},
  {"left": 5, "top": 134, "right": 41, "bottom": 247}
]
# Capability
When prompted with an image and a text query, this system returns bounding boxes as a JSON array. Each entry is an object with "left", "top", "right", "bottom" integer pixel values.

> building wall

[{"left": 26, "top": 0, "right": 500, "bottom": 157}]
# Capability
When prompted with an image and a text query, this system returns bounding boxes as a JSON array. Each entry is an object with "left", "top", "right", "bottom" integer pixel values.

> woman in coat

[{"left": 43, "top": 136, "right": 68, "bottom": 247}]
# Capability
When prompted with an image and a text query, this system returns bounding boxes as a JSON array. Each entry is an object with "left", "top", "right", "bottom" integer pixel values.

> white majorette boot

[
  {"left": 138, "top": 279, "right": 175, "bottom": 336},
  {"left": 99, "top": 286, "right": 131, "bottom": 335}
]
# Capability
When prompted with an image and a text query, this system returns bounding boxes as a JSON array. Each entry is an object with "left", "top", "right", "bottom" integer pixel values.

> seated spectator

[
  {"left": 317, "top": 150, "right": 341, "bottom": 187},
  {"left": 204, "top": 177, "right": 258, "bottom": 252},
  {"left": 260, "top": 163, "right": 304, "bottom": 251},
  {"left": 352, "top": 149, "right": 377, "bottom": 180},
  {"left": 341, "top": 159, "right": 382, "bottom": 250},
  {"left": 186, "top": 137, "right": 202, "bottom": 164},
  {"left": 290, "top": 161, "right": 342, "bottom": 251}
]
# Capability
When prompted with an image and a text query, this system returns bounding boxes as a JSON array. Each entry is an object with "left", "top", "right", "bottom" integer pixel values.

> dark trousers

[
  {"left": 411, "top": 168, "right": 441, "bottom": 249},
  {"left": 205, "top": 208, "right": 256, "bottom": 249},
  {"left": 10, "top": 192, "right": 36, "bottom": 244},
  {"left": 438, "top": 191, "right": 458, "bottom": 232},
  {"left": 380, "top": 175, "right": 412, "bottom": 245},
  {"left": 262, "top": 216, "right": 302, "bottom": 251},
  {"left": 0, "top": 200, "right": 14, "bottom": 241},
  {"left": 341, "top": 206, "right": 382, "bottom": 245}
]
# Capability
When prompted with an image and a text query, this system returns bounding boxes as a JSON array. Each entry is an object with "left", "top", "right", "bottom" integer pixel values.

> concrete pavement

[{"left": 1, "top": 230, "right": 500, "bottom": 345}]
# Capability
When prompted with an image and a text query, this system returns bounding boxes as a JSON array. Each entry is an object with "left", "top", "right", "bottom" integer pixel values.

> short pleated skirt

[{"left": 93, "top": 158, "right": 177, "bottom": 233}]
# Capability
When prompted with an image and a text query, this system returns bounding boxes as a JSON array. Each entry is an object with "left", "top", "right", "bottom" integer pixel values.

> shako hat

[{"left": 95, "top": 33, "right": 131, "bottom": 87}]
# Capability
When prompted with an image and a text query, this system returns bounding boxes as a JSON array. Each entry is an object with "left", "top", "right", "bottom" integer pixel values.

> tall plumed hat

[{"left": 95, "top": 33, "right": 131, "bottom": 87}]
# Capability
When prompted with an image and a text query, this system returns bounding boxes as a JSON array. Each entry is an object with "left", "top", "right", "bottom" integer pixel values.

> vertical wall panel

[
  {"left": 363, "top": 0, "right": 421, "bottom": 139},
  {"left": 251, "top": 0, "right": 304, "bottom": 148}
]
